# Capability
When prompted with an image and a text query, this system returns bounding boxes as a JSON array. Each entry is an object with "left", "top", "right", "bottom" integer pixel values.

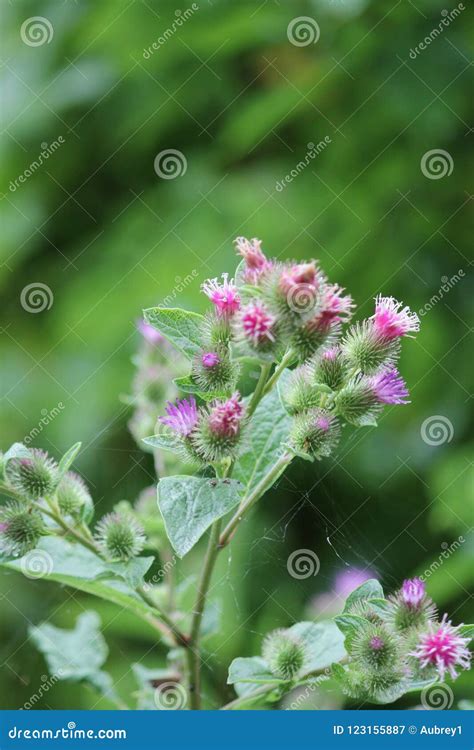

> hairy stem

[
  {"left": 246, "top": 362, "right": 272, "bottom": 419},
  {"left": 262, "top": 349, "right": 294, "bottom": 396}
]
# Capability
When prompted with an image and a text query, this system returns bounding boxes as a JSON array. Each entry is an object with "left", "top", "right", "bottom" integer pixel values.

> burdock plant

[{"left": 0, "top": 238, "right": 471, "bottom": 710}]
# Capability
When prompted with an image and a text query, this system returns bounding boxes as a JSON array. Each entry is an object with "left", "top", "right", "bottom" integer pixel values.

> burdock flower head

[
  {"left": 410, "top": 614, "right": 471, "bottom": 681},
  {"left": 388, "top": 578, "right": 437, "bottom": 631},
  {"left": 237, "top": 301, "right": 277, "bottom": 355},
  {"left": 95, "top": 511, "right": 146, "bottom": 561},
  {"left": 372, "top": 295, "right": 420, "bottom": 340},
  {"left": 5, "top": 449, "right": 59, "bottom": 501},
  {"left": 335, "top": 367, "right": 409, "bottom": 426},
  {"left": 262, "top": 629, "right": 306, "bottom": 680},
  {"left": 159, "top": 397, "right": 199, "bottom": 437},
  {"left": 290, "top": 408, "right": 341, "bottom": 459},
  {"left": 194, "top": 393, "right": 245, "bottom": 462},
  {"left": 0, "top": 502, "right": 45, "bottom": 557},
  {"left": 235, "top": 236, "right": 272, "bottom": 284},
  {"left": 201, "top": 273, "right": 240, "bottom": 318},
  {"left": 191, "top": 349, "right": 239, "bottom": 393}
]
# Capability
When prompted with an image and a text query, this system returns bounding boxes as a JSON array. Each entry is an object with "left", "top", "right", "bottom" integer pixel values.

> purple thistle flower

[
  {"left": 201, "top": 273, "right": 240, "bottom": 318},
  {"left": 370, "top": 636, "right": 385, "bottom": 651},
  {"left": 369, "top": 368, "right": 410, "bottom": 404},
  {"left": 410, "top": 614, "right": 471, "bottom": 681},
  {"left": 401, "top": 578, "right": 425, "bottom": 608},
  {"left": 372, "top": 295, "right": 420, "bottom": 339},
  {"left": 202, "top": 352, "right": 220, "bottom": 368},
  {"left": 159, "top": 398, "right": 199, "bottom": 437},
  {"left": 137, "top": 318, "right": 164, "bottom": 345}
]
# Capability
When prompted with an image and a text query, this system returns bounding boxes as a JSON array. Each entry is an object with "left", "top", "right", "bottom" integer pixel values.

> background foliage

[{"left": 1, "top": 0, "right": 472, "bottom": 709}]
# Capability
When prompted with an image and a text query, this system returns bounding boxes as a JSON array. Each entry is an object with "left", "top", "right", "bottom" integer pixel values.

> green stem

[
  {"left": 218, "top": 451, "right": 293, "bottom": 548},
  {"left": 187, "top": 518, "right": 223, "bottom": 709},
  {"left": 262, "top": 349, "right": 294, "bottom": 397},
  {"left": 246, "top": 362, "right": 272, "bottom": 419}
]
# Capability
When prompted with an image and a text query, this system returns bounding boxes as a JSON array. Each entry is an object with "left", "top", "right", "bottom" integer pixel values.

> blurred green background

[{"left": 1, "top": 0, "right": 472, "bottom": 710}]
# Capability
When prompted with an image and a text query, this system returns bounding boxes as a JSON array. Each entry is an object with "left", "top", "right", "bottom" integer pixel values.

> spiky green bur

[
  {"left": 351, "top": 623, "right": 400, "bottom": 672},
  {"left": 95, "top": 512, "right": 145, "bottom": 561},
  {"left": 0, "top": 502, "right": 45, "bottom": 556},
  {"left": 334, "top": 380, "right": 380, "bottom": 426},
  {"left": 191, "top": 350, "right": 239, "bottom": 393},
  {"left": 341, "top": 321, "right": 400, "bottom": 375},
  {"left": 56, "top": 472, "right": 93, "bottom": 519},
  {"left": 290, "top": 321, "right": 339, "bottom": 364},
  {"left": 289, "top": 409, "right": 340, "bottom": 459},
  {"left": 311, "top": 348, "right": 346, "bottom": 390},
  {"left": 283, "top": 370, "right": 322, "bottom": 415},
  {"left": 5, "top": 449, "right": 59, "bottom": 500},
  {"left": 262, "top": 629, "right": 306, "bottom": 680}
]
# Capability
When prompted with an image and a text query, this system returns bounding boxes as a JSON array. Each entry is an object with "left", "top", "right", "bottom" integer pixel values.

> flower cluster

[{"left": 335, "top": 578, "right": 471, "bottom": 703}]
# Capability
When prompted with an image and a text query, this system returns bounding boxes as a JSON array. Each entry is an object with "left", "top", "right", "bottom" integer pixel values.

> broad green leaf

[
  {"left": 288, "top": 620, "right": 347, "bottom": 674},
  {"left": 459, "top": 624, "right": 474, "bottom": 639},
  {"left": 158, "top": 476, "right": 243, "bottom": 557},
  {"left": 106, "top": 556, "right": 155, "bottom": 588},
  {"left": 227, "top": 656, "right": 283, "bottom": 695},
  {"left": 343, "top": 579, "right": 384, "bottom": 613},
  {"left": 334, "top": 614, "right": 367, "bottom": 650},
  {"left": 143, "top": 434, "right": 182, "bottom": 453},
  {"left": 29, "top": 611, "right": 107, "bottom": 680},
  {"left": 3, "top": 442, "right": 30, "bottom": 463},
  {"left": 29, "top": 611, "right": 118, "bottom": 703},
  {"left": 233, "top": 383, "right": 292, "bottom": 495},
  {"left": 143, "top": 307, "right": 204, "bottom": 360},
  {"left": 0, "top": 537, "right": 160, "bottom": 629},
  {"left": 58, "top": 442, "right": 82, "bottom": 477}
]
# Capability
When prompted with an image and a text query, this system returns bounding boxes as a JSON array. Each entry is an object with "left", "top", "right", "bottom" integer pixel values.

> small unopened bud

[
  {"left": 351, "top": 622, "right": 400, "bottom": 672},
  {"left": 56, "top": 472, "right": 93, "bottom": 520},
  {"left": 387, "top": 578, "right": 437, "bottom": 631},
  {"left": 311, "top": 346, "right": 346, "bottom": 390},
  {"left": 282, "top": 369, "right": 322, "bottom": 415},
  {"left": 290, "top": 408, "right": 341, "bottom": 459},
  {"left": 341, "top": 321, "right": 401, "bottom": 375},
  {"left": 193, "top": 393, "right": 245, "bottom": 462},
  {"left": 191, "top": 349, "right": 239, "bottom": 393},
  {"left": 95, "top": 511, "right": 146, "bottom": 561},
  {"left": 0, "top": 502, "right": 45, "bottom": 557},
  {"left": 262, "top": 629, "right": 306, "bottom": 680},
  {"left": 5, "top": 449, "right": 59, "bottom": 501}
]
